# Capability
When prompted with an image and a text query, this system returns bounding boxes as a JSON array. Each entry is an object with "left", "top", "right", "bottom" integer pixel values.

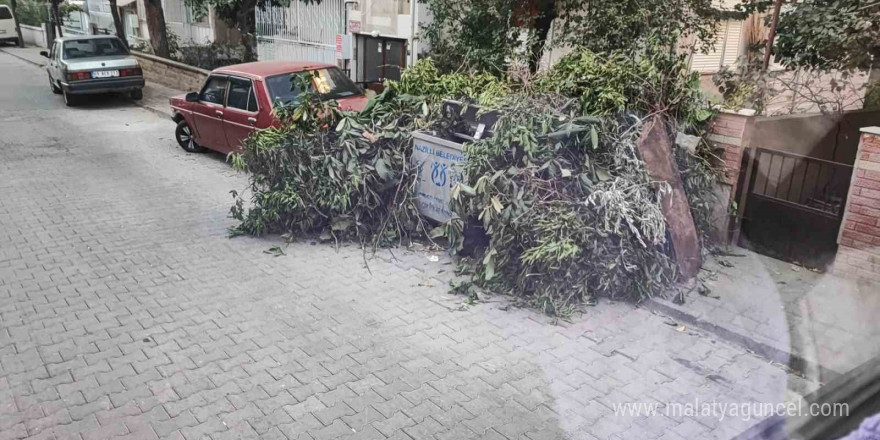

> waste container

[
  {"left": 411, "top": 131, "right": 467, "bottom": 223},
  {"left": 410, "top": 100, "right": 499, "bottom": 223}
]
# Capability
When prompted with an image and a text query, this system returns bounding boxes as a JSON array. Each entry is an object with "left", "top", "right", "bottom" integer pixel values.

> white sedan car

[{"left": 42, "top": 35, "right": 145, "bottom": 106}]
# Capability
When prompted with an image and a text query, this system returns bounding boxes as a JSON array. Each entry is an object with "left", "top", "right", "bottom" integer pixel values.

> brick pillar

[
  {"left": 707, "top": 110, "right": 756, "bottom": 244},
  {"left": 833, "top": 127, "right": 880, "bottom": 284}
]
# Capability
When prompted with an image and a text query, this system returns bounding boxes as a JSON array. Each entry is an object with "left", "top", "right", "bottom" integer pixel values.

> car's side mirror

[
  {"left": 40, "top": 51, "right": 49, "bottom": 58},
  {"left": 185, "top": 92, "right": 199, "bottom": 102}
]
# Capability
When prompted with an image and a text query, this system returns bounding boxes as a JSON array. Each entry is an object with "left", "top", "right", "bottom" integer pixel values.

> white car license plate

[
  {"left": 92, "top": 70, "right": 119, "bottom": 78},
  {"left": 0, "top": 30, "right": 6, "bottom": 34}
]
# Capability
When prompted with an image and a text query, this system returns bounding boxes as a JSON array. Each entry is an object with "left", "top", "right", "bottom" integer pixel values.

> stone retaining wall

[{"left": 131, "top": 51, "right": 209, "bottom": 93}]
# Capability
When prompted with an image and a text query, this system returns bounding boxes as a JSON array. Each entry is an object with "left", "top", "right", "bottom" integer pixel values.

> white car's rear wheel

[
  {"left": 62, "top": 89, "right": 78, "bottom": 107},
  {"left": 49, "top": 75, "right": 61, "bottom": 94}
]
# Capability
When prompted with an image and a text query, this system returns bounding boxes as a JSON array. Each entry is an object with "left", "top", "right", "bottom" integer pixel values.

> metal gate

[
  {"left": 735, "top": 147, "right": 853, "bottom": 269},
  {"left": 256, "top": 0, "right": 343, "bottom": 63}
]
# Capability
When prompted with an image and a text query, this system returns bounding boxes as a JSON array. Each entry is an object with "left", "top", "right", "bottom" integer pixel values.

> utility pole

[
  {"left": 409, "top": 0, "right": 417, "bottom": 66},
  {"left": 762, "top": 0, "right": 783, "bottom": 71}
]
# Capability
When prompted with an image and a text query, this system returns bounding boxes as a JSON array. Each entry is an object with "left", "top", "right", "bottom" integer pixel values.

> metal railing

[{"left": 255, "top": 0, "right": 343, "bottom": 63}]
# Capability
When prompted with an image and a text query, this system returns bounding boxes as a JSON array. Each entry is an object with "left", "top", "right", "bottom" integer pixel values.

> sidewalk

[
  {"left": 650, "top": 249, "right": 880, "bottom": 383},
  {"left": 0, "top": 45, "right": 179, "bottom": 118}
]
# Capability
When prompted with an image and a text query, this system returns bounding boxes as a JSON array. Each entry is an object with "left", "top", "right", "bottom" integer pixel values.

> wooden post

[{"left": 636, "top": 116, "right": 702, "bottom": 279}]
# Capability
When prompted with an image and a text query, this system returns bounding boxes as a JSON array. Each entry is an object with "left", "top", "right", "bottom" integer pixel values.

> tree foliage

[
  {"left": 394, "top": 59, "right": 511, "bottom": 106},
  {"left": 229, "top": 51, "right": 719, "bottom": 313},
  {"left": 536, "top": 42, "right": 713, "bottom": 123},
  {"left": 418, "top": 0, "right": 527, "bottom": 74},
  {"left": 419, "top": 0, "right": 721, "bottom": 74},
  {"left": 229, "top": 74, "right": 434, "bottom": 247},
  {"left": 414, "top": 49, "right": 718, "bottom": 312},
  {"left": 552, "top": 0, "right": 720, "bottom": 54},
  {"left": 0, "top": 0, "right": 47, "bottom": 27},
  {"left": 445, "top": 101, "right": 681, "bottom": 313},
  {"left": 756, "top": 0, "right": 880, "bottom": 72}
]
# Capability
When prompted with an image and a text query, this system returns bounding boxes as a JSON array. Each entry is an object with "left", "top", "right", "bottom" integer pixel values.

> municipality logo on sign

[{"left": 431, "top": 162, "right": 447, "bottom": 187}]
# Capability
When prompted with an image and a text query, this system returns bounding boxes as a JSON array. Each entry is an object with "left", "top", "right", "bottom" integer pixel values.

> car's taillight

[
  {"left": 120, "top": 68, "right": 142, "bottom": 77},
  {"left": 67, "top": 71, "right": 90, "bottom": 81}
]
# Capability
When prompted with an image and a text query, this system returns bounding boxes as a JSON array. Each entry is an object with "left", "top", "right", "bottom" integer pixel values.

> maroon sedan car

[{"left": 170, "top": 61, "right": 368, "bottom": 154}]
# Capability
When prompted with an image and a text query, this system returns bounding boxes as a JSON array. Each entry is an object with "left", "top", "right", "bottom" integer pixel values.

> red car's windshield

[{"left": 265, "top": 67, "right": 362, "bottom": 106}]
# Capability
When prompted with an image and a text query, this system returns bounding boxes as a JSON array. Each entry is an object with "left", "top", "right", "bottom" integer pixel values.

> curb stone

[{"left": 644, "top": 296, "right": 840, "bottom": 381}]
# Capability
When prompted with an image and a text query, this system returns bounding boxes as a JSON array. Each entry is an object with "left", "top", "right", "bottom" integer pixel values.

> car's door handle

[
  {"left": 247, "top": 117, "right": 257, "bottom": 125},
  {"left": 215, "top": 110, "right": 223, "bottom": 116}
]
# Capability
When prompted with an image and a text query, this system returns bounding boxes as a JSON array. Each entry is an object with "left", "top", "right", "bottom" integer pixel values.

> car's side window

[
  {"left": 226, "top": 77, "right": 256, "bottom": 112},
  {"left": 200, "top": 76, "right": 228, "bottom": 105},
  {"left": 247, "top": 87, "right": 258, "bottom": 112}
]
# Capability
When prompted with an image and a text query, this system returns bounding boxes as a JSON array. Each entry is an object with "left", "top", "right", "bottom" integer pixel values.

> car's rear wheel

[
  {"left": 175, "top": 120, "right": 205, "bottom": 153},
  {"left": 49, "top": 76, "right": 61, "bottom": 94},
  {"left": 130, "top": 89, "right": 143, "bottom": 100},
  {"left": 62, "top": 89, "right": 78, "bottom": 107}
]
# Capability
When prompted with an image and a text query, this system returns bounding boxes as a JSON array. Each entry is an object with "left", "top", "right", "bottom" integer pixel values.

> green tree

[
  {"left": 419, "top": 0, "right": 523, "bottom": 74},
  {"left": 554, "top": 0, "right": 719, "bottom": 54},
  {"left": 184, "top": 0, "right": 320, "bottom": 62},
  {"left": 420, "top": 0, "right": 720, "bottom": 74},
  {"left": 770, "top": 0, "right": 880, "bottom": 99},
  {"left": 0, "top": 0, "right": 48, "bottom": 26}
]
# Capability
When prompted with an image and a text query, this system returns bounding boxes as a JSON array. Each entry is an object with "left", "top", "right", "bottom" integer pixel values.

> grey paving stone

[
  {"left": 0, "top": 56, "right": 816, "bottom": 440},
  {"left": 372, "top": 411, "right": 415, "bottom": 437}
]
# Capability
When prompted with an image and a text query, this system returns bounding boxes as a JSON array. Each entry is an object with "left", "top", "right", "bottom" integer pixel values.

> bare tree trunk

[
  {"left": 109, "top": 0, "right": 129, "bottom": 48},
  {"left": 636, "top": 116, "right": 702, "bottom": 279},
  {"left": 762, "top": 0, "right": 783, "bottom": 71},
  {"left": 528, "top": 0, "right": 555, "bottom": 73},
  {"left": 238, "top": 0, "right": 258, "bottom": 62},
  {"left": 9, "top": 0, "right": 24, "bottom": 47},
  {"left": 144, "top": 0, "right": 169, "bottom": 57},
  {"left": 50, "top": 0, "right": 63, "bottom": 38}
]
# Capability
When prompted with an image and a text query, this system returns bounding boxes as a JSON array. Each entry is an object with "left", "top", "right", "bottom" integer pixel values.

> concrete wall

[
  {"left": 752, "top": 110, "right": 880, "bottom": 165},
  {"left": 20, "top": 24, "right": 48, "bottom": 48},
  {"left": 833, "top": 127, "right": 880, "bottom": 284},
  {"left": 356, "top": 0, "right": 402, "bottom": 37},
  {"left": 131, "top": 51, "right": 209, "bottom": 92}
]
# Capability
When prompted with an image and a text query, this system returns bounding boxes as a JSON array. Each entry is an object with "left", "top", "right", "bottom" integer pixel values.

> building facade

[
  {"left": 82, "top": 0, "right": 234, "bottom": 48},
  {"left": 256, "top": 0, "right": 430, "bottom": 86}
]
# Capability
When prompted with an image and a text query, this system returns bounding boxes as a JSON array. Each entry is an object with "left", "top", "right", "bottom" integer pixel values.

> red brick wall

[
  {"left": 834, "top": 129, "right": 880, "bottom": 283},
  {"left": 707, "top": 112, "right": 755, "bottom": 186},
  {"left": 706, "top": 111, "right": 756, "bottom": 244}
]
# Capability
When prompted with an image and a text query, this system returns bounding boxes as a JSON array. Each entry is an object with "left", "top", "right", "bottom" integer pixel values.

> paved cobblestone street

[{"left": 0, "top": 50, "right": 814, "bottom": 440}]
